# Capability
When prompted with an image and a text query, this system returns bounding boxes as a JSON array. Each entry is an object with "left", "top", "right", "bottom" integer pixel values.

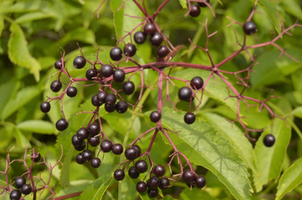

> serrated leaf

[
  {"left": 179, "top": 0, "right": 187, "bottom": 9},
  {"left": 60, "top": 146, "right": 74, "bottom": 187},
  {"left": 253, "top": 118, "right": 291, "bottom": 192},
  {"left": 17, "top": 120, "right": 55, "bottom": 134},
  {"left": 292, "top": 106, "right": 302, "bottom": 118},
  {"left": 79, "top": 173, "right": 113, "bottom": 200},
  {"left": 111, "top": 0, "right": 143, "bottom": 44},
  {"left": 8, "top": 23, "right": 40, "bottom": 81},
  {"left": 276, "top": 157, "right": 302, "bottom": 200},
  {"left": 158, "top": 108, "right": 251, "bottom": 200}
]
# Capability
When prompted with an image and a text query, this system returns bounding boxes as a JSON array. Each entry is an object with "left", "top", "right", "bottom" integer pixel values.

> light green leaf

[
  {"left": 0, "top": 80, "right": 20, "bottom": 114},
  {"left": 179, "top": 0, "right": 188, "bottom": 9},
  {"left": 292, "top": 106, "right": 302, "bottom": 118},
  {"left": 17, "top": 120, "right": 55, "bottom": 134},
  {"left": 55, "top": 27, "right": 96, "bottom": 47},
  {"left": 276, "top": 157, "right": 302, "bottom": 200},
  {"left": 0, "top": 1, "right": 49, "bottom": 13},
  {"left": 254, "top": 118, "right": 291, "bottom": 192},
  {"left": 4, "top": 122, "right": 31, "bottom": 148},
  {"left": 0, "top": 15, "right": 4, "bottom": 36},
  {"left": 180, "top": 187, "right": 215, "bottom": 200},
  {"left": 159, "top": 108, "right": 251, "bottom": 200},
  {"left": 79, "top": 173, "right": 113, "bottom": 200},
  {"left": 8, "top": 23, "right": 41, "bottom": 81},
  {"left": 60, "top": 146, "right": 74, "bottom": 188},
  {"left": 281, "top": 1, "right": 302, "bottom": 18},
  {"left": 15, "top": 11, "right": 56, "bottom": 23}
]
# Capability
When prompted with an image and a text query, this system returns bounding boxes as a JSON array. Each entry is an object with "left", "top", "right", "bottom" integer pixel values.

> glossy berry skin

[
  {"left": 182, "top": 170, "right": 196, "bottom": 183},
  {"left": 134, "top": 31, "right": 146, "bottom": 44},
  {"left": 21, "top": 184, "right": 32, "bottom": 195},
  {"left": 72, "top": 134, "right": 84, "bottom": 146},
  {"left": 144, "top": 23, "right": 156, "bottom": 35},
  {"left": 100, "top": 65, "right": 114, "bottom": 78},
  {"left": 149, "top": 176, "right": 160, "bottom": 188},
  {"left": 190, "top": 76, "right": 204, "bottom": 90},
  {"left": 178, "top": 86, "right": 192, "bottom": 101},
  {"left": 82, "top": 149, "right": 92, "bottom": 162},
  {"left": 76, "top": 153, "right": 85, "bottom": 164},
  {"left": 133, "top": 145, "right": 141, "bottom": 158},
  {"left": 31, "top": 152, "right": 41, "bottom": 162},
  {"left": 122, "top": 81, "right": 135, "bottom": 95},
  {"left": 195, "top": 176, "right": 206, "bottom": 188},
  {"left": 50, "top": 80, "right": 62, "bottom": 92},
  {"left": 40, "top": 102, "right": 51, "bottom": 113},
  {"left": 150, "top": 32, "right": 163, "bottom": 46},
  {"left": 74, "top": 143, "right": 86, "bottom": 151},
  {"left": 54, "top": 60, "right": 62, "bottom": 70},
  {"left": 157, "top": 46, "right": 169, "bottom": 58},
  {"left": 101, "top": 140, "right": 112, "bottom": 152},
  {"left": 105, "top": 103, "right": 116, "bottom": 113},
  {"left": 263, "top": 134, "right": 275, "bottom": 147},
  {"left": 105, "top": 93, "right": 116, "bottom": 105},
  {"left": 116, "top": 101, "right": 128, "bottom": 114},
  {"left": 189, "top": 5, "right": 200, "bottom": 17},
  {"left": 66, "top": 86, "right": 77, "bottom": 97},
  {"left": 88, "top": 136, "right": 100, "bottom": 147},
  {"left": 91, "top": 158, "right": 101, "bottom": 168},
  {"left": 77, "top": 127, "right": 89, "bottom": 140},
  {"left": 10, "top": 189, "right": 21, "bottom": 200},
  {"left": 153, "top": 165, "right": 165, "bottom": 177},
  {"left": 73, "top": 56, "right": 86, "bottom": 69},
  {"left": 125, "top": 147, "right": 137, "bottom": 160},
  {"left": 110, "top": 47, "right": 123, "bottom": 61},
  {"left": 97, "top": 91, "right": 107, "bottom": 104},
  {"left": 159, "top": 177, "right": 170, "bottom": 190},
  {"left": 148, "top": 188, "right": 159, "bottom": 198},
  {"left": 112, "top": 143, "right": 123, "bottom": 155},
  {"left": 56, "top": 119, "right": 68, "bottom": 131},
  {"left": 198, "top": 0, "right": 210, "bottom": 7},
  {"left": 135, "top": 160, "right": 148, "bottom": 173},
  {"left": 184, "top": 113, "right": 196, "bottom": 124},
  {"left": 124, "top": 43, "right": 137, "bottom": 57},
  {"left": 150, "top": 111, "right": 161, "bottom": 123},
  {"left": 243, "top": 21, "right": 257, "bottom": 35},
  {"left": 91, "top": 94, "right": 102, "bottom": 107},
  {"left": 113, "top": 69, "right": 125, "bottom": 83},
  {"left": 128, "top": 166, "right": 140, "bottom": 179},
  {"left": 15, "top": 177, "right": 26, "bottom": 188},
  {"left": 86, "top": 69, "right": 97, "bottom": 80},
  {"left": 114, "top": 169, "right": 125, "bottom": 181},
  {"left": 88, "top": 123, "right": 100, "bottom": 136},
  {"left": 136, "top": 181, "right": 147, "bottom": 193}
]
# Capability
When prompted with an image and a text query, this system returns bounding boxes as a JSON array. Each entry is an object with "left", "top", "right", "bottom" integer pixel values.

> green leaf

[
  {"left": 276, "top": 157, "right": 302, "bottom": 200},
  {"left": 179, "top": 0, "right": 188, "bottom": 9},
  {"left": 0, "top": 15, "right": 4, "bottom": 36},
  {"left": 292, "top": 106, "right": 302, "bottom": 118},
  {"left": 4, "top": 122, "right": 31, "bottom": 148},
  {"left": 253, "top": 118, "right": 291, "bottom": 192},
  {"left": 159, "top": 108, "right": 251, "bottom": 200},
  {"left": 55, "top": 27, "right": 96, "bottom": 47},
  {"left": 180, "top": 187, "right": 215, "bottom": 200},
  {"left": 79, "top": 173, "right": 113, "bottom": 200},
  {"left": 17, "top": 120, "right": 55, "bottom": 134},
  {"left": 0, "top": 1, "right": 49, "bottom": 13},
  {"left": 0, "top": 80, "right": 20, "bottom": 114},
  {"left": 8, "top": 23, "right": 41, "bottom": 81},
  {"left": 60, "top": 146, "right": 74, "bottom": 187},
  {"left": 111, "top": 0, "right": 144, "bottom": 44},
  {"left": 15, "top": 11, "right": 56, "bottom": 23}
]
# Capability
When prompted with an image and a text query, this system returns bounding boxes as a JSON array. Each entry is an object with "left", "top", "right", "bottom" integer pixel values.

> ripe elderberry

[
  {"left": 105, "top": 103, "right": 116, "bottom": 113},
  {"left": 77, "top": 127, "right": 89, "bottom": 140},
  {"left": 88, "top": 136, "right": 100, "bottom": 147},
  {"left": 148, "top": 188, "right": 159, "bottom": 198},
  {"left": 100, "top": 64, "right": 114, "bottom": 78},
  {"left": 150, "top": 111, "right": 161, "bottom": 123},
  {"left": 144, "top": 23, "right": 156, "bottom": 35},
  {"left": 91, "top": 158, "right": 101, "bottom": 168},
  {"left": 54, "top": 60, "right": 62, "bottom": 70},
  {"left": 153, "top": 165, "right": 165, "bottom": 177},
  {"left": 124, "top": 43, "right": 137, "bottom": 57},
  {"left": 150, "top": 32, "right": 163, "bottom": 46},
  {"left": 263, "top": 134, "right": 275, "bottom": 147},
  {"left": 105, "top": 93, "right": 117, "bottom": 105},
  {"left": 190, "top": 76, "right": 204, "bottom": 90},
  {"left": 72, "top": 134, "right": 84, "bottom": 146},
  {"left": 101, "top": 140, "right": 112, "bottom": 152},
  {"left": 86, "top": 68, "right": 97, "bottom": 80},
  {"left": 159, "top": 177, "right": 170, "bottom": 190},
  {"left": 110, "top": 47, "right": 123, "bottom": 61},
  {"left": 15, "top": 177, "right": 26, "bottom": 188},
  {"left": 10, "top": 190, "right": 21, "bottom": 200},
  {"left": 73, "top": 56, "right": 86, "bottom": 69},
  {"left": 178, "top": 86, "right": 192, "bottom": 101},
  {"left": 74, "top": 143, "right": 86, "bottom": 151},
  {"left": 21, "top": 184, "right": 32, "bottom": 195},
  {"left": 40, "top": 102, "right": 51, "bottom": 113},
  {"left": 116, "top": 101, "right": 128, "bottom": 113},
  {"left": 114, "top": 169, "right": 125, "bottom": 181},
  {"left": 189, "top": 5, "right": 200, "bottom": 17},
  {"left": 133, "top": 145, "right": 141, "bottom": 158},
  {"left": 91, "top": 94, "right": 102, "bottom": 107},
  {"left": 136, "top": 181, "right": 147, "bottom": 193},
  {"left": 243, "top": 21, "right": 257, "bottom": 35},
  {"left": 112, "top": 143, "right": 123, "bottom": 155},
  {"left": 182, "top": 170, "right": 196, "bottom": 182},
  {"left": 149, "top": 176, "right": 160, "bottom": 188},
  {"left": 198, "top": 0, "right": 210, "bottom": 7},
  {"left": 128, "top": 166, "right": 140, "bottom": 179},
  {"left": 88, "top": 123, "right": 100, "bottom": 136},
  {"left": 56, "top": 118, "right": 68, "bottom": 131},
  {"left": 76, "top": 153, "right": 85, "bottom": 164},
  {"left": 157, "top": 46, "right": 169, "bottom": 58},
  {"left": 195, "top": 176, "right": 206, "bottom": 188},
  {"left": 82, "top": 149, "right": 92, "bottom": 162},
  {"left": 134, "top": 31, "right": 146, "bottom": 44},
  {"left": 122, "top": 81, "right": 135, "bottom": 95},
  {"left": 66, "top": 86, "right": 77, "bottom": 97},
  {"left": 50, "top": 80, "right": 62, "bottom": 92},
  {"left": 97, "top": 91, "right": 107, "bottom": 104},
  {"left": 184, "top": 112, "right": 196, "bottom": 124},
  {"left": 31, "top": 152, "right": 41, "bottom": 162},
  {"left": 125, "top": 147, "right": 137, "bottom": 160},
  {"left": 135, "top": 160, "right": 148, "bottom": 173},
  {"left": 113, "top": 69, "right": 125, "bottom": 83}
]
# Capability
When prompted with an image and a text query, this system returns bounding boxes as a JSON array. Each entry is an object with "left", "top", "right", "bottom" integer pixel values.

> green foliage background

[{"left": 0, "top": 0, "right": 302, "bottom": 199}]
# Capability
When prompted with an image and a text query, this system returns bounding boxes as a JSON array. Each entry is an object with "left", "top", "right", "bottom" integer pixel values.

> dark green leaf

[{"left": 17, "top": 120, "right": 55, "bottom": 134}]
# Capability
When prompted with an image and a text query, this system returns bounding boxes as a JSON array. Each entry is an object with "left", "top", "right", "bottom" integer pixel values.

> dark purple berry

[
  {"left": 101, "top": 140, "right": 112, "bottom": 152},
  {"left": 91, "top": 94, "right": 102, "bottom": 107},
  {"left": 148, "top": 188, "right": 159, "bottom": 198},
  {"left": 159, "top": 177, "right": 170, "bottom": 190},
  {"left": 77, "top": 127, "right": 89, "bottom": 140},
  {"left": 105, "top": 103, "right": 116, "bottom": 113},
  {"left": 82, "top": 149, "right": 92, "bottom": 162},
  {"left": 88, "top": 123, "right": 100, "bottom": 136},
  {"left": 91, "top": 158, "right": 101, "bottom": 168},
  {"left": 112, "top": 143, "right": 123, "bottom": 155},
  {"left": 182, "top": 170, "right": 196, "bottom": 182},
  {"left": 122, "top": 81, "right": 135, "bottom": 95},
  {"left": 105, "top": 93, "right": 116, "bottom": 105},
  {"left": 21, "top": 184, "right": 32, "bottom": 195},
  {"left": 136, "top": 181, "right": 147, "bottom": 193},
  {"left": 263, "top": 134, "right": 275, "bottom": 147},
  {"left": 133, "top": 145, "right": 141, "bottom": 158},
  {"left": 72, "top": 134, "right": 84, "bottom": 146},
  {"left": 198, "top": 0, "right": 210, "bottom": 7},
  {"left": 56, "top": 119, "right": 68, "bottom": 131},
  {"left": 153, "top": 165, "right": 165, "bottom": 177},
  {"left": 88, "top": 136, "right": 100, "bottom": 147},
  {"left": 113, "top": 69, "right": 125, "bottom": 83},
  {"left": 66, "top": 86, "right": 77, "bottom": 97},
  {"left": 184, "top": 112, "right": 196, "bottom": 124},
  {"left": 76, "top": 153, "right": 85, "bottom": 164},
  {"left": 114, "top": 169, "right": 125, "bottom": 181},
  {"left": 189, "top": 5, "right": 200, "bottom": 17},
  {"left": 128, "top": 166, "right": 140, "bottom": 179},
  {"left": 10, "top": 189, "right": 21, "bottom": 200},
  {"left": 100, "top": 65, "right": 114, "bottom": 78},
  {"left": 144, "top": 23, "right": 156, "bottom": 35},
  {"left": 134, "top": 31, "right": 146, "bottom": 44},
  {"left": 116, "top": 101, "right": 128, "bottom": 114},
  {"left": 74, "top": 143, "right": 86, "bottom": 151},
  {"left": 15, "top": 177, "right": 26, "bottom": 189},
  {"left": 125, "top": 147, "right": 137, "bottom": 160},
  {"left": 157, "top": 46, "right": 169, "bottom": 58},
  {"left": 149, "top": 176, "right": 160, "bottom": 188},
  {"left": 124, "top": 43, "right": 137, "bottom": 57},
  {"left": 150, "top": 32, "right": 163, "bottom": 46},
  {"left": 190, "top": 76, "right": 204, "bottom": 90},
  {"left": 150, "top": 111, "right": 161, "bottom": 123},
  {"left": 178, "top": 86, "right": 192, "bottom": 101},
  {"left": 54, "top": 60, "right": 62, "bottom": 70},
  {"left": 86, "top": 68, "right": 97, "bottom": 80},
  {"left": 97, "top": 91, "right": 107, "bottom": 104},
  {"left": 50, "top": 80, "right": 62, "bottom": 92},
  {"left": 110, "top": 47, "right": 123, "bottom": 61},
  {"left": 31, "top": 152, "right": 41, "bottom": 162},
  {"left": 40, "top": 102, "right": 51, "bottom": 113},
  {"left": 195, "top": 176, "right": 206, "bottom": 188},
  {"left": 135, "top": 160, "right": 148, "bottom": 173},
  {"left": 243, "top": 21, "right": 257, "bottom": 35},
  {"left": 73, "top": 56, "right": 86, "bottom": 69}
]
